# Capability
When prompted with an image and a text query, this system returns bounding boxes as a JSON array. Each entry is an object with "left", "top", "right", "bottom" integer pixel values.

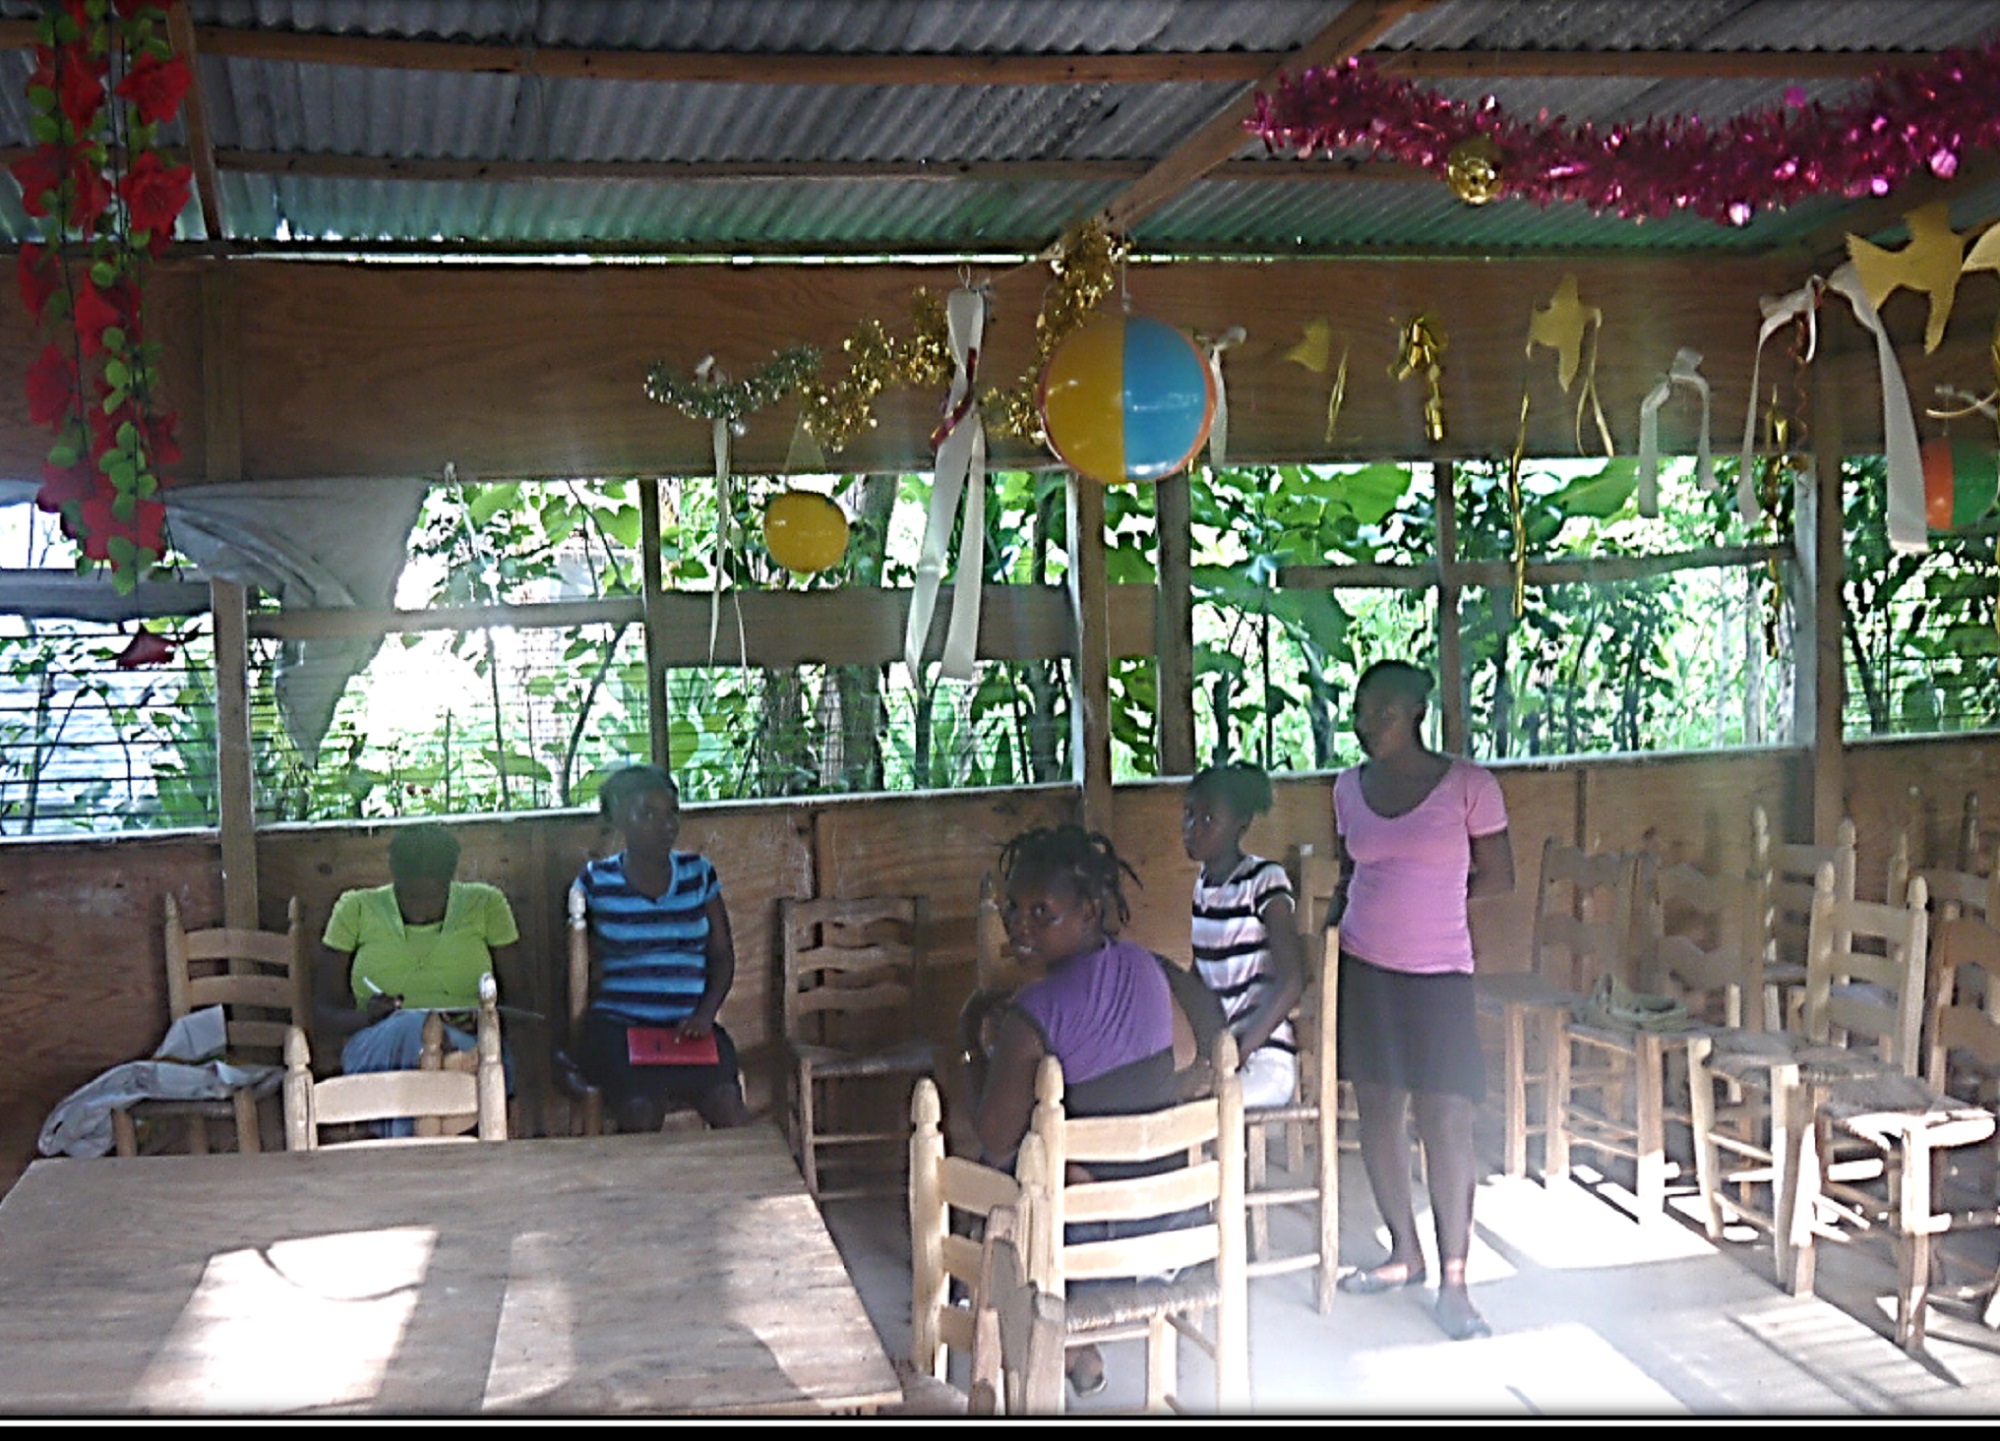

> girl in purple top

[
  {"left": 1330, "top": 660, "right": 1515, "bottom": 1342},
  {"left": 969, "top": 823, "right": 1188, "bottom": 1398}
]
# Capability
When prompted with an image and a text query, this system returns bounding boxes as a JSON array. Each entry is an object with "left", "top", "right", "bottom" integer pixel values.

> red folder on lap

[{"left": 627, "top": 1026, "right": 720, "bottom": 1066}]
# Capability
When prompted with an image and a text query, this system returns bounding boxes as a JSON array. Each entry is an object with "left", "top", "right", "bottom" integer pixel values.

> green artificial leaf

[
  {"left": 101, "top": 326, "right": 125, "bottom": 352},
  {"left": 1335, "top": 463, "right": 1416, "bottom": 526},
  {"left": 1547, "top": 457, "right": 1640, "bottom": 519},
  {"left": 90, "top": 260, "right": 117, "bottom": 288},
  {"left": 103, "top": 358, "right": 130, "bottom": 390},
  {"left": 28, "top": 113, "right": 58, "bottom": 145},
  {"left": 112, "top": 491, "right": 136, "bottom": 522},
  {"left": 466, "top": 482, "right": 520, "bottom": 527}
]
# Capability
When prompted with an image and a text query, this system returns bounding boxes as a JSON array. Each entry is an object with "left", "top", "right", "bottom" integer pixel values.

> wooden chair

[
  {"left": 1017, "top": 1035, "right": 1248, "bottom": 1414},
  {"left": 1688, "top": 865, "right": 1929, "bottom": 1291},
  {"left": 1753, "top": 806, "right": 1857, "bottom": 1031},
  {"left": 780, "top": 895, "right": 936, "bottom": 1199},
  {"left": 1239, "top": 843, "right": 1343, "bottom": 1312},
  {"left": 1551, "top": 852, "right": 1761, "bottom": 1223},
  {"left": 283, "top": 973, "right": 507, "bottom": 1149},
  {"left": 909, "top": 1076, "right": 1032, "bottom": 1391},
  {"left": 109, "top": 895, "right": 311, "bottom": 1159},
  {"left": 1478, "top": 839, "right": 1644, "bottom": 1181}
]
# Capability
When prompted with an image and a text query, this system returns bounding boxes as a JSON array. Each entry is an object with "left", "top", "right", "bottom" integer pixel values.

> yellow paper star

[
  {"left": 1526, "top": 273, "right": 1599, "bottom": 392},
  {"left": 1284, "top": 317, "right": 1333, "bottom": 373},
  {"left": 1847, "top": 201, "right": 1968, "bottom": 354}
]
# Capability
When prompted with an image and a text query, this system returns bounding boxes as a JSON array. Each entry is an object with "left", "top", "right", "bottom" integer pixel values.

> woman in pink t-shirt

[{"left": 1328, "top": 660, "right": 1514, "bottom": 1342}]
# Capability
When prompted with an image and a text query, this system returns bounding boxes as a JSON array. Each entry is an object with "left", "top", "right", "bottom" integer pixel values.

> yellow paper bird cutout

[
  {"left": 1847, "top": 201, "right": 1968, "bottom": 354},
  {"left": 1285, "top": 318, "right": 1333, "bottom": 372},
  {"left": 1526, "top": 273, "right": 1599, "bottom": 392},
  {"left": 1964, "top": 221, "right": 2000, "bottom": 278}
]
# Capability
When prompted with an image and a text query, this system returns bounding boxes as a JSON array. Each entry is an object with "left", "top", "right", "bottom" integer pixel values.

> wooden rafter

[
  {"left": 166, "top": 2, "right": 224, "bottom": 242},
  {"left": 1098, "top": 0, "right": 1436, "bottom": 236}
]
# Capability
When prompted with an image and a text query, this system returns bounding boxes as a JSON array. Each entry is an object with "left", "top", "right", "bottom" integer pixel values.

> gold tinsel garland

[
  {"left": 644, "top": 345, "right": 821, "bottom": 423},
  {"left": 797, "top": 290, "right": 952, "bottom": 453},
  {"left": 981, "top": 218, "right": 1128, "bottom": 443}
]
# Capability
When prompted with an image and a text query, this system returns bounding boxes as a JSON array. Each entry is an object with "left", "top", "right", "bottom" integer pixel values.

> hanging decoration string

[
  {"left": 1636, "top": 348, "right": 1717, "bottom": 517},
  {"left": 905, "top": 285, "right": 991, "bottom": 684},
  {"left": 1198, "top": 325, "right": 1247, "bottom": 466},
  {"left": 1504, "top": 392, "right": 1531, "bottom": 620},
  {"left": 1246, "top": 39, "right": 2000, "bottom": 227},
  {"left": 1739, "top": 278, "right": 1823, "bottom": 528}
]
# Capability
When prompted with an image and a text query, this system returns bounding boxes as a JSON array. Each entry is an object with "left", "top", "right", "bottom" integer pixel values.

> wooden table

[{"left": 0, "top": 1125, "right": 901, "bottom": 1416}]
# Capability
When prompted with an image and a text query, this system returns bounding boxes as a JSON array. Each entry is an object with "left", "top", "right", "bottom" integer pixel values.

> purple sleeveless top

[{"left": 1010, "top": 935, "right": 1174, "bottom": 1087}]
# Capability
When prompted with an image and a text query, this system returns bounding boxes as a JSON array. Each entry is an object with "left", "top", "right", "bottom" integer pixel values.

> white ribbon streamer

[
  {"left": 1738, "top": 280, "right": 1821, "bottom": 528},
  {"left": 702, "top": 379, "right": 747, "bottom": 668},
  {"left": 904, "top": 286, "right": 989, "bottom": 682},
  {"left": 1202, "top": 326, "right": 1246, "bottom": 467},
  {"left": 1636, "top": 347, "right": 1715, "bottom": 517},
  {"left": 1826, "top": 261, "right": 1926, "bottom": 554}
]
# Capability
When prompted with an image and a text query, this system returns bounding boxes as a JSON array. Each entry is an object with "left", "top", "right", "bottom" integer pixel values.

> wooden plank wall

[
  {"left": 7, "top": 736, "right": 1999, "bottom": 1191},
  {"left": 10, "top": 252, "right": 1996, "bottom": 485}
]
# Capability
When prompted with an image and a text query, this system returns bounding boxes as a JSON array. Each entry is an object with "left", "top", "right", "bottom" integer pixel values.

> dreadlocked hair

[{"left": 997, "top": 824, "right": 1141, "bottom": 932}]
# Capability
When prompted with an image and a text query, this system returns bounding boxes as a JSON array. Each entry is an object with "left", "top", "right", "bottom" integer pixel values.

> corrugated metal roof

[{"left": 2, "top": 1, "right": 1997, "bottom": 258}]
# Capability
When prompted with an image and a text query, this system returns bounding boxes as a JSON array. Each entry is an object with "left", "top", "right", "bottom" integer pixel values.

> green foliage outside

[{"left": 0, "top": 450, "right": 1991, "bottom": 835}]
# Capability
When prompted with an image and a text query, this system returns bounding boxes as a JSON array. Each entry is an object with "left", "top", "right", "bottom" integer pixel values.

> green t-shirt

[{"left": 322, "top": 880, "right": 520, "bottom": 1010}]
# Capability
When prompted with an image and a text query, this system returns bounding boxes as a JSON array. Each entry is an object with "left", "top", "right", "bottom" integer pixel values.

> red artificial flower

[
  {"left": 78, "top": 491, "right": 166, "bottom": 562},
  {"left": 35, "top": 458, "right": 100, "bottom": 513},
  {"left": 88, "top": 396, "right": 140, "bottom": 457},
  {"left": 144, "top": 408, "right": 181, "bottom": 472},
  {"left": 10, "top": 146, "right": 65, "bottom": 218},
  {"left": 119, "top": 149, "right": 191, "bottom": 237},
  {"left": 26, "top": 343, "right": 79, "bottom": 428},
  {"left": 72, "top": 276, "right": 122, "bottom": 357},
  {"left": 113, "top": 628, "right": 178, "bottom": 670},
  {"left": 16, "top": 242, "right": 61, "bottom": 321},
  {"left": 66, "top": 156, "right": 112, "bottom": 231},
  {"left": 54, "top": 46, "right": 106, "bottom": 131},
  {"left": 114, "top": 52, "right": 191, "bottom": 126},
  {"left": 113, "top": 0, "right": 170, "bottom": 19}
]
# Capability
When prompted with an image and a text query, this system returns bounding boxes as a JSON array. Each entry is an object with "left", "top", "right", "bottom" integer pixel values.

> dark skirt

[
  {"left": 1337, "top": 952, "right": 1486, "bottom": 1105},
  {"left": 578, "top": 1013, "right": 744, "bottom": 1108}
]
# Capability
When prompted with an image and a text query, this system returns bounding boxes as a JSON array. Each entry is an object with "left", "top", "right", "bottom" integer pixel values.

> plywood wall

[{"left": 9, "top": 736, "right": 2000, "bottom": 1190}]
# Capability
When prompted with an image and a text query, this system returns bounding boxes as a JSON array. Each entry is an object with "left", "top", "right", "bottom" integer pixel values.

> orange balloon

[{"left": 763, "top": 490, "right": 849, "bottom": 574}]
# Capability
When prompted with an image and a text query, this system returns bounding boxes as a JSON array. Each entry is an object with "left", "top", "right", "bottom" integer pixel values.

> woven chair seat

[
  {"left": 1820, "top": 1074, "right": 1999, "bottom": 1151},
  {"left": 1064, "top": 1263, "right": 1219, "bottom": 1332},
  {"left": 1565, "top": 1016, "right": 1704, "bottom": 1046},
  {"left": 796, "top": 1038, "right": 936, "bottom": 1078}
]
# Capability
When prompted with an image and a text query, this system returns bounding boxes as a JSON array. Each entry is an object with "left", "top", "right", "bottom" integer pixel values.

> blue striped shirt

[{"left": 578, "top": 851, "right": 722, "bottom": 1027}]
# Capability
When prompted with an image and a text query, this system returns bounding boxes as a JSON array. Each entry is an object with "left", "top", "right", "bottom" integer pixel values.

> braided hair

[
  {"left": 1187, "top": 761, "right": 1273, "bottom": 819},
  {"left": 997, "top": 823, "right": 1141, "bottom": 932}
]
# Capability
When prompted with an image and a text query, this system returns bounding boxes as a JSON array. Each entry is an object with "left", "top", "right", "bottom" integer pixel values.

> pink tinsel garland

[{"left": 1246, "top": 38, "right": 2000, "bottom": 226}]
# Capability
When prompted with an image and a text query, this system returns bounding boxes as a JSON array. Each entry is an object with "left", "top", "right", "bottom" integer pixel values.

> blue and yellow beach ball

[{"left": 1039, "top": 313, "right": 1216, "bottom": 484}]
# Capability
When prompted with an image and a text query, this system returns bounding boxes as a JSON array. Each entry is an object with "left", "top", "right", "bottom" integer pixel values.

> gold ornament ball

[
  {"left": 1445, "top": 136, "right": 1504, "bottom": 205},
  {"left": 763, "top": 489, "right": 850, "bottom": 574}
]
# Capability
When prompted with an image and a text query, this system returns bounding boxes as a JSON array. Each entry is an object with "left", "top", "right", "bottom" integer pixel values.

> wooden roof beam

[
  {"left": 1099, "top": 1, "right": 1435, "bottom": 236},
  {"left": 166, "top": 3, "right": 225, "bottom": 242}
]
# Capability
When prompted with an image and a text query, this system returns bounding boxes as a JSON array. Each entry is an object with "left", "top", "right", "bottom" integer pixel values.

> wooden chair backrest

[
  {"left": 1642, "top": 854, "right": 1759, "bottom": 1027},
  {"left": 966, "top": 1204, "right": 1065, "bottom": 1417},
  {"left": 164, "top": 894, "right": 311, "bottom": 1066},
  {"left": 283, "top": 974, "right": 507, "bottom": 1149},
  {"left": 1926, "top": 912, "right": 2000, "bottom": 1089},
  {"left": 1530, "top": 838, "right": 1643, "bottom": 992},
  {"left": 1023, "top": 1034, "right": 1245, "bottom": 1301},
  {"left": 909, "top": 1076, "right": 1030, "bottom": 1381},
  {"left": 1801, "top": 864, "right": 1929, "bottom": 1075},
  {"left": 1283, "top": 844, "right": 1341, "bottom": 1114},
  {"left": 781, "top": 895, "right": 927, "bottom": 1051},
  {"left": 1754, "top": 806, "right": 1856, "bottom": 965}
]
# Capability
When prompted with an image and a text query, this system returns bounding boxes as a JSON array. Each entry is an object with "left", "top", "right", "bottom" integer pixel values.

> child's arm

[
  {"left": 1233, "top": 890, "right": 1306, "bottom": 1056},
  {"left": 679, "top": 891, "right": 735, "bottom": 1040}
]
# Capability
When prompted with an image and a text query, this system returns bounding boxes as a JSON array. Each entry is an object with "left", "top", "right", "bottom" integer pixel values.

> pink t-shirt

[{"left": 1334, "top": 759, "right": 1509, "bottom": 975}]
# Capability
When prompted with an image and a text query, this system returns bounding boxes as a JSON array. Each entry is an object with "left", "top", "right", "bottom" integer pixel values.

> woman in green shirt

[{"left": 315, "top": 824, "right": 521, "bottom": 1082}]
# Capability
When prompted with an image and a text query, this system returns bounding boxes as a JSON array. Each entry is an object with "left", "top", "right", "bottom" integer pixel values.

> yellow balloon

[{"left": 763, "top": 490, "right": 849, "bottom": 574}]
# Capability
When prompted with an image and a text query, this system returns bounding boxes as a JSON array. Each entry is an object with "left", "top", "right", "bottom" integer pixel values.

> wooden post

[
  {"left": 200, "top": 268, "right": 242, "bottom": 483},
  {"left": 211, "top": 577, "right": 258, "bottom": 931},
  {"left": 1808, "top": 372, "right": 1846, "bottom": 845},
  {"left": 1069, "top": 473, "right": 1113, "bottom": 830},
  {"left": 1433, "top": 460, "right": 1466, "bottom": 753},
  {"left": 639, "top": 477, "right": 672, "bottom": 774},
  {"left": 1155, "top": 469, "right": 1196, "bottom": 775}
]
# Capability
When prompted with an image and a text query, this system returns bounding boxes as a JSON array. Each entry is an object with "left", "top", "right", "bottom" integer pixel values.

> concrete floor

[{"left": 820, "top": 1140, "right": 2000, "bottom": 1416}]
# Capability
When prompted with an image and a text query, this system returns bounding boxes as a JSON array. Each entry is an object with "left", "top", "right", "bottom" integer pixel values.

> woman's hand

[
  {"left": 676, "top": 1013, "right": 715, "bottom": 1041},
  {"left": 364, "top": 992, "right": 402, "bottom": 1024}
]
